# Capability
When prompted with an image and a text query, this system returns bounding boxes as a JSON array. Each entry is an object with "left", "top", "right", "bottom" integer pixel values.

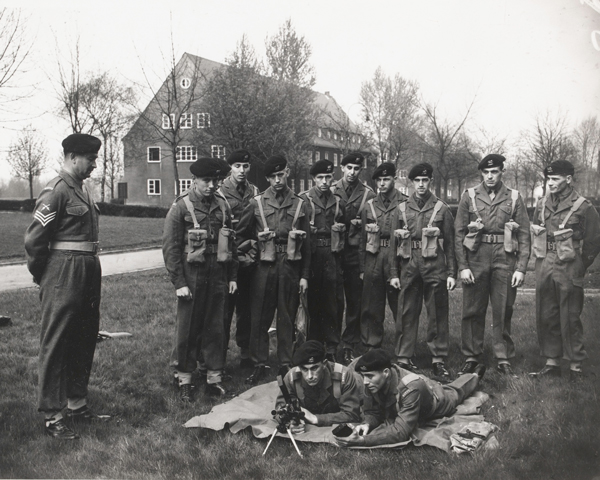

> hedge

[{"left": 0, "top": 199, "right": 168, "bottom": 218}]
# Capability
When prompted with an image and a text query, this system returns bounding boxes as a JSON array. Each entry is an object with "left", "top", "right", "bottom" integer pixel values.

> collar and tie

[{"left": 236, "top": 182, "right": 246, "bottom": 197}]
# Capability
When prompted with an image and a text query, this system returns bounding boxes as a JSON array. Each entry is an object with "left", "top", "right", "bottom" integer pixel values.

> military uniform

[
  {"left": 360, "top": 188, "right": 408, "bottom": 348},
  {"left": 162, "top": 187, "right": 238, "bottom": 385},
  {"left": 395, "top": 192, "right": 457, "bottom": 364},
  {"left": 301, "top": 186, "right": 345, "bottom": 355},
  {"left": 275, "top": 361, "right": 362, "bottom": 426},
  {"left": 333, "top": 178, "right": 375, "bottom": 353},
  {"left": 531, "top": 187, "right": 600, "bottom": 366},
  {"left": 455, "top": 182, "right": 531, "bottom": 363},
  {"left": 237, "top": 186, "right": 311, "bottom": 368},
  {"left": 25, "top": 170, "right": 101, "bottom": 415}
]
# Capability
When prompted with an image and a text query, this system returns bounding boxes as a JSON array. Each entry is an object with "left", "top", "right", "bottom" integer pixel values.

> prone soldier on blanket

[
  {"left": 275, "top": 341, "right": 362, "bottom": 433},
  {"left": 162, "top": 158, "right": 238, "bottom": 401}
]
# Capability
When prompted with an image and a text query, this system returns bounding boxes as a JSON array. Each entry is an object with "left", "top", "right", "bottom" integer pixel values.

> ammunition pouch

[
  {"left": 553, "top": 228, "right": 576, "bottom": 262},
  {"left": 530, "top": 225, "right": 547, "bottom": 259},
  {"left": 504, "top": 220, "right": 520, "bottom": 254},
  {"left": 331, "top": 223, "right": 346, "bottom": 253},
  {"left": 287, "top": 230, "right": 306, "bottom": 261},
  {"left": 258, "top": 230, "right": 277, "bottom": 262},
  {"left": 421, "top": 226, "right": 440, "bottom": 258},
  {"left": 348, "top": 219, "right": 362, "bottom": 247},
  {"left": 365, "top": 223, "right": 381, "bottom": 254},
  {"left": 463, "top": 220, "right": 484, "bottom": 252},
  {"left": 217, "top": 227, "right": 235, "bottom": 263},
  {"left": 394, "top": 228, "right": 412, "bottom": 259},
  {"left": 237, "top": 239, "right": 258, "bottom": 268},
  {"left": 187, "top": 229, "right": 208, "bottom": 264}
]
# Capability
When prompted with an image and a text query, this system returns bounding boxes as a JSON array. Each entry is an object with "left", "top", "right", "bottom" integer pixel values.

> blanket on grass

[{"left": 185, "top": 381, "right": 492, "bottom": 452}]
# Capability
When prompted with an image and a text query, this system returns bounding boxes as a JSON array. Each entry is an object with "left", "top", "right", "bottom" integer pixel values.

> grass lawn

[
  {"left": 1, "top": 269, "right": 599, "bottom": 479},
  {"left": 0, "top": 212, "right": 165, "bottom": 263}
]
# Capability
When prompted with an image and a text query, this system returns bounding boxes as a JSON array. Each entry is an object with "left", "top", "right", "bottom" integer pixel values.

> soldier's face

[
  {"left": 299, "top": 362, "right": 326, "bottom": 386},
  {"left": 314, "top": 173, "right": 333, "bottom": 192},
  {"left": 230, "top": 162, "right": 250, "bottom": 184},
  {"left": 362, "top": 369, "right": 389, "bottom": 394},
  {"left": 377, "top": 176, "right": 395, "bottom": 194},
  {"left": 547, "top": 174, "right": 571, "bottom": 195},
  {"left": 342, "top": 164, "right": 362, "bottom": 184},
  {"left": 267, "top": 168, "right": 289, "bottom": 191},
  {"left": 72, "top": 153, "right": 97, "bottom": 180},
  {"left": 412, "top": 176, "right": 431, "bottom": 196},
  {"left": 193, "top": 176, "right": 218, "bottom": 198},
  {"left": 481, "top": 167, "right": 503, "bottom": 189}
]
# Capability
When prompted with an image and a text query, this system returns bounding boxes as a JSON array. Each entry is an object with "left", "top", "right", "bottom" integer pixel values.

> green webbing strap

[
  {"left": 218, "top": 187, "right": 233, "bottom": 216},
  {"left": 292, "top": 368, "right": 304, "bottom": 401},
  {"left": 399, "top": 201, "right": 409, "bottom": 227},
  {"left": 256, "top": 195, "right": 270, "bottom": 232},
  {"left": 332, "top": 363, "right": 343, "bottom": 400},
  {"left": 356, "top": 188, "right": 370, "bottom": 219},
  {"left": 335, "top": 196, "right": 340, "bottom": 221},
  {"left": 306, "top": 193, "right": 316, "bottom": 226},
  {"left": 468, "top": 188, "right": 481, "bottom": 221},
  {"left": 539, "top": 196, "right": 547, "bottom": 227},
  {"left": 183, "top": 196, "right": 200, "bottom": 229},
  {"left": 509, "top": 189, "right": 519, "bottom": 221},
  {"left": 368, "top": 199, "right": 378, "bottom": 227},
  {"left": 559, "top": 196, "right": 587, "bottom": 229},
  {"left": 427, "top": 200, "right": 444, "bottom": 228},
  {"left": 292, "top": 198, "right": 304, "bottom": 230}
]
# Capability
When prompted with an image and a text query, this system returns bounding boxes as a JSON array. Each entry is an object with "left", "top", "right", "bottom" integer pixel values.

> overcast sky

[{"left": 0, "top": 0, "right": 599, "bottom": 181}]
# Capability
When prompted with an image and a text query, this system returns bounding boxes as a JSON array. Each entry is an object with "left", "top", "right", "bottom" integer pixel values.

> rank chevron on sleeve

[{"left": 34, "top": 209, "right": 57, "bottom": 227}]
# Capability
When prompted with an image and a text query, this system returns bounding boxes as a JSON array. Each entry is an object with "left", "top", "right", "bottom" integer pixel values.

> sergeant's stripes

[{"left": 34, "top": 210, "right": 57, "bottom": 227}]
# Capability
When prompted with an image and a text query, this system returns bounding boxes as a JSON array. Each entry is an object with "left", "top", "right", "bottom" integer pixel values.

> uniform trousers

[
  {"left": 341, "top": 247, "right": 363, "bottom": 349},
  {"left": 224, "top": 265, "right": 254, "bottom": 355}
]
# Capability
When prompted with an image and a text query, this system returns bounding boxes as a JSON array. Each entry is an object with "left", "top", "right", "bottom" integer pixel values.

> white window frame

[
  {"left": 308, "top": 179, "right": 314, "bottom": 189},
  {"left": 290, "top": 178, "right": 295, "bottom": 191},
  {"left": 315, "top": 151, "right": 320, "bottom": 162},
  {"left": 333, "top": 153, "right": 338, "bottom": 166},
  {"left": 327, "top": 130, "right": 331, "bottom": 139},
  {"left": 334, "top": 132, "right": 338, "bottom": 140},
  {"left": 299, "top": 179, "right": 305, "bottom": 191},
  {"left": 399, "top": 186, "right": 408, "bottom": 195},
  {"left": 162, "top": 114, "right": 175, "bottom": 129},
  {"left": 147, "top": 146, "right": 161, "bottom": 163},
  {"left": 318, "top": 128, "right": 322, "bottom": 138},
  {"left": 197, "top": 112, "right": 211, "bottom": 128},
  {"left": 176, "top": 145, "right": 197, "bottom": 162},
  {"left": 177, "top": 178, "right": 192, "bottom": 194},
  {"left": 180, "top": 113, "right": 193, "bottom": 129},
  {"left": 399, "top": 169, "right": 407, "bottom": 179},
  {"left": 324, "top": 152, "right": 329, "bottom": 160},
  {"left": 211, "top": 145, "right": 226, "bottom": 158},
  {"left": 148, "top": 179, "right": 161, "bottom": 195}
]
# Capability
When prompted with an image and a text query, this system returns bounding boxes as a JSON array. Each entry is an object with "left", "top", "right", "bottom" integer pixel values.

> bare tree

[
  {"left": 0, "top": 9, "right": 32, "bottom": 105},
  {"left": 573, "top": 115, "right": 600, "bottom": 197},
  {"left": 7, "top": 126, "right": 48, "bottom": 199}
]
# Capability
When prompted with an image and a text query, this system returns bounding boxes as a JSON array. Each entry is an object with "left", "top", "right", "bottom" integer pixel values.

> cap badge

[
  {"left": 547, "top": 167, "right": 553, "bottom": 173},
  {"left": 422, "top": 170, "right": 427, "bottom": 175},
  {"left": 308, "top": 356, "right": 315, "bottom": 363},
  {"left": 488, "top": 160, "right": 494, "bottom": 166}
]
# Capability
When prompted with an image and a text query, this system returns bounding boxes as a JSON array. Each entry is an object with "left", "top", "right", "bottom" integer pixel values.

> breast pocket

[
  {"left": 499, "top": 204, "right": 513, "bottom": 220},
  {"left": 66, "top": 202, "right": 90, "bottom": 236}
]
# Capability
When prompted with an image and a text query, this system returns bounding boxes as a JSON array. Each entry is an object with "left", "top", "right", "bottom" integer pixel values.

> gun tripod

[{"left": 262, "top": 424, "right": 303, "bottom": 458}]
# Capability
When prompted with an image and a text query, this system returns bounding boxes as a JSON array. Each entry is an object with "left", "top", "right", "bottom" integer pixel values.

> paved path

[{"left": 0, "top": 249, "right": 164, "bottom": 292}]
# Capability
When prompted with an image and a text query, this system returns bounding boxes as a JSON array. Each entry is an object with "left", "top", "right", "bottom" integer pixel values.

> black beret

[
  {"left": 341, "top": 152, "right": 365, "bottom": 166},
  {"left": 355, "top": 349, "right": 392, "bottom": 373},
  {"left": 478, "top": 154, "right": 505, "bottom": 170},
  {"left": 372, "top": 162, "right": 396, "bottom": 180},
  {"left": 227, "top": 149, "right": 251, "bottom": 165},
  {"left": 190, "top": 157, "right": 230, "bottom": 177},
  {"left": 544, "top": 160, "right": 574, "bottom": 177},
  {"left": 62, "top": 133, "right": 101, "bottom": 154},
  {"left": 408, "top": 162, "right": 434, "bottom": 180},
  {"left": 264, "top": 155, "right": 287, "bottom": 176},
  {"left": 310, "top": 160, "right": 334, "bottom": 176},
  {"left": 292, "top": 340, "right": 326, "bottom": 366}
]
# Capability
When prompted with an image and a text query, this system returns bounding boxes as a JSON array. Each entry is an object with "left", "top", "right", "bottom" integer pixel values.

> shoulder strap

[
  {"left": 255, "top": 195, "right": 270, "bottom": 232},
  {"left": 331, "top": 363, "right": 343, "bottom": 400},
  {"left": 306, "top": 193, "right": 316, "bottom": 226},
  {"left": 182, "top": 196, "right": 200, "bottom": 229},
  {"left": 356, "top": 188, "right": 370, "bottom": 219},
  {"left": 400, "top": 372, "right": 421, "bottom": 388},
  {"left": 218, "top": 187, "right": 234, "bottom": 215},
  {"left": 509, "top": 189, "right": 519, "bottom": 220},
  {"left": 292, "top": 368, "right": 304, "bottom": 401},
  {"left": 399, "top": 201, "right": 408, "bottom": 227},
  {"left": 292, "top": 198, "right": 304, "bottom": 230},
  {"left": 216, "top": 197, "right": 228, "bottom": 227},
  {"left": 559, "top": 196, "right": 587, "bottom": 229},
  {"left": 252, "top": 185, "right": 259, "bottom": 196},
  {"left": 334, "top": 196, "right": 340, "bottom": 220},
  {"left": 539, "top": 195, "right": 548, "bottom": 227},
  {"left": 368, "top": 198, "right": 378, "bottom": 226},
  {"left": 468, "top": 188, "right": 481, "bottom": 220},
  {"left": 427, "top": 200, "right": 444, "bottom": 228}
]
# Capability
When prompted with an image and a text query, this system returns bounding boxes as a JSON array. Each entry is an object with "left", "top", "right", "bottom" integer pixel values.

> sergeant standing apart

[
  {"left": 395, "top": 163, "right": 457, "bottom": 379},
  {"left": 219, "top": 149, "right": 259, "bottom": 369},
  {"left": 332, "top": 153, "right": 375, "bottom": 365},
  {"left": 237, "top": 155, "right": 311, "bottom": 385},
  {"left": 301, "top": 160, "right": 346, "bottom": 361},
  {"left": 334, "top": 349, "right": 484, "bottom": 447},
  {"left": 528, "top": 160, "right": 600, "bottom": 379},
  {"left": 454, "top": 154, "right": 530, "bottom": 377},
  {"left": 163, "top": 158, "right": 238, "bottom": 400},
  {"left": 25, "top": 133, "right": 109, "bottom": 440},
  {"left": 359, "top": 162, "right": 407, "bottom": 350},
  {"left": 275, "top": 340, "right": 362, "bottom": 432}
]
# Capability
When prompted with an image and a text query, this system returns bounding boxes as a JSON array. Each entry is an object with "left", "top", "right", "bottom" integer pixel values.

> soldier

[
  {"left": 301, "top": 160, "right": 345, "bottom": 361},
  {"left": 237, "top": 155, "right": 311, "bottom": 385},
  {"left": 395, "top": 163, "right": 457, "bottom": 379},
  {"left": 25, "top": 133, "right": 109, "bottom": 440},
  {"left": 163, "top": 158, "right": 238, "bottom": 400},
  {"left": 275, "top": 340, "right": 362, "bottom": 431},
  {"left": 332, "top": 153, "right": 375, "bottom": 365},
  {"left": 359, "top": 162, "right": 407, "bottom": 350},
  {"left": 528, "top": 160, "right": 600, "bottom": 379},
  {"left": 219, "top": 149, "right": 259, "bottom": 369},
  {"left": 334, "top": 349, "right": 484, "bottom": 447},
  {"left": 454, "top": 154, "right": 531, "bottom": 377}
]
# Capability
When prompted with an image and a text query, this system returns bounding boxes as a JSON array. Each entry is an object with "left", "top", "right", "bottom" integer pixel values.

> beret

[
  {"left": 355, "top": 348, "right": 392, "bottom": 373},
  {"left": 62, "top": 133, "right": 101, "bottom": 154},
  {"left": 190, "top": 157, "right": 230, "bottom": 177},
  {"left": 478, "top": 154, "right": 505, "bottom": 170},
  {"left": 341, "top": 152, "right": 365, "bottom": 166},
  {"left": 292, "top": 340, "right": 326, "bottom": 366},
  {"left": 264, "top": 155, "right": 287, "bottom": 176},
  {"left": 310, "top": 160, "right": 334, "bottom": 176},
  {"left": 408, "top": 162, "right": 433, "bottom": 180},
  {"left": 227, "top": 149, "right": 251, "bottom": 165},
  {"left": 372, "top": 162, "right": 396, "bottom": 180},
  {"left": 544, "top": 160, "right": 574, "bottom": 177}
]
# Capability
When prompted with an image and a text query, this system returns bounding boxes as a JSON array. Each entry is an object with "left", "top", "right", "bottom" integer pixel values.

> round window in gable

[{"left": 180, "top": 78, "right": 191, "bottom": 89}]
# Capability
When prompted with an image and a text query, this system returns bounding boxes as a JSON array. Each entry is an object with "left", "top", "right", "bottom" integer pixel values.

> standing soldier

[
  {"left": 529, "top": 160, "right": 600, "bottom": 379},
  {"left": 360, "top": 162, "right": 407, "bottom": 350},
  {"left": 301, "top": 160, "right": 346, "bottom": 362},
  {"left": 455, "top": 154, "right": 530, "bottom": 377},
  {"left": 333, "top": 153, "right": 375, "bottom": 365},
  {"left": 395, "top": 163, "right": 457, "bottom": 379},
  {"left": 163, "top": 158, "right": 238, "bottom": 400},
  {"left": 219, "top": 149, "right": 259, "bottom": 369},
  {"left": 25, "top": 133, "right": 109, "bottom": 440},
  {"left": 237, "top": 155, "right": 311, "bottom": 385}
]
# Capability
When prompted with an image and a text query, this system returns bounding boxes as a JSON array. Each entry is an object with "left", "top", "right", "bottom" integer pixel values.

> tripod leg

[
  {"left": 262, "top": 428, "right": 279, "bottom": 456},
  {"left": 286, "top": 427, "right": 303, "bottom": 459}
]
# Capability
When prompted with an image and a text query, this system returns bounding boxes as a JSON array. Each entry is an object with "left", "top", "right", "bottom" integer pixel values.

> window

[
  {"left": 117, "top": 182, "right": 127, "bottom": 199},
  {"left": 315, "top": 151, "right": 320, "bottom": 162},
  {"left": 327, "top": 130, "right": 331, "bottom": 139},
  {"left": 308, "top": 179, "right": 313, "bottom": 189},
  {"left": 148, "top": 179, "right": 161, "bottom": 195},
  {"left": 162, "top": 114, "right": 175, "bottom": 129},
  {"left": 197, "top": 113, "right": 210, "bottom": 128},
  {"left": 399, "top": 170, "right": 407, "bottom": 179},
  {"left": 211, "top": 145, "right": 226, "bottom": 158},
  {"left": 147, "top": 147, "right": 161, "bottom": 162},
  {"left": 318, "top": 128, "right": 322, "bottom": 138},
  {"left": 180, "top": 113, "right": 193, "bottom": 129},
  {"left": 324, "top": 152, "right": 329, "bottom": 160},
  {"left": 334, "top": 132, "right": 338, "bottom": 140},
  {"left": 176, "top": 146, "right": 197, "bottom": 162},
  {"left": 290, "top": 179, "right": 295, "bottom": 191},
  {"left": 180, "top": 77, "right": 191, "bottom": 89},
  {"left": 333, "top": 153, "right": 338, "bottom": 166},
  {"left": 178, "top": 179, "right": 192, "bottom": 193},
  {"left": 358, "top": 136, "right": 361, "bottom": 144},
  {"left": 400, "top": 186, "right": 408, "bottom": 195},
  {"left": 299, "top": 179, "right": 305, "bottom": 191},
  {"left": 309, "top": 153, "right": 314, "bottom": 165}
]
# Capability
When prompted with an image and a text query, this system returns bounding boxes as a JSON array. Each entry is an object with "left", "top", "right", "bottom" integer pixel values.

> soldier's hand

[
  {"left": 334, "top": 428, "right": 367, "bottom": 447},
  {"left": 359, "top": 273, "right": 364, "bottom": 280},
  {"left": 354, "top": 423, "right": 370, "bottom": 436},
  {"left": 229, "top": 281, "right": 238, "bottom": 294},
  {"left": 290, "top": 421, "right": 305, "bottom": 434},
  {"left": 460, "top": 269, "right": 475, "bottom": 285},
  {"left": 447, "top": 276, "right": 456, "bottom": 291},
  {"left": 390, "top": 277, "right": 401, "bottom": 289},
  {"left": 299, "top": 278, "right": 308, "bottom": 294},
  {"left": 511, "top": 271, "right": 525, "bottom": 288},
  {"left": 176, "top": 286, "right": 193, "bottom": 300},
  {"left": 300, "top": 407, "right": 318, "bottom": 425}
]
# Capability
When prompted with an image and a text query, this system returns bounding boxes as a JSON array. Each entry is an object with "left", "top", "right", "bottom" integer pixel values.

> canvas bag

[
  {"left": 330, "top": 197, "right": 346, "bottom": 253},
  {"left": 183, "top": 196, "right": 208, "bottom": 264},
  {"left": 286, "top": 199, "right": 306, "bottom": 261},
  {"left": 395, "top": 202, "right": 412, "bottom": 259},
  {"left": 531, "top": 196, "right": 548, "bottom": 259},
  {"left": 256, "top": 195, "right": 277, "bottom": 262},
  {"left": 365, "top": 200, "right": 381, "bottom": 254},
  {"left": 348, "top": 188, "right": 370, "bottom": 247},
  {"left": 421, "top": 200, "right": 444, "bottom": 258},
  {"left": 463, "top": 188, "right": 484, "bottom": 252},
  {"left": 216, "top": 201, "right": 235, "bottom": 263},
  {"left": 553, "top": 197, "right": 586, "bottom": 262},
  {"left": 503, "top": 189, "right": 520, "bottom": 253}
]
